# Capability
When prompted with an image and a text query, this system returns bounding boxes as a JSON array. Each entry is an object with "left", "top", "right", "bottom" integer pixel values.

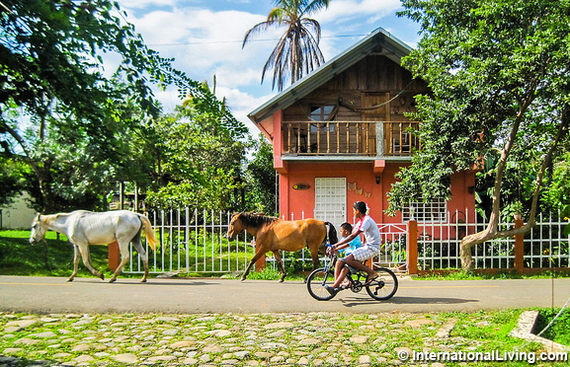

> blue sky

[{"left": 116, "top": 0, "right": 422, "bottom": 132}]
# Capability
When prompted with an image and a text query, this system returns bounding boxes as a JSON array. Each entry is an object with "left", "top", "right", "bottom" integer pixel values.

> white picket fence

[
  {"left": 416, "top": 210, "right": 570, "bottom": 271},
  {"left": 124, "top": 209, "right": 570, "bottom": 275}
]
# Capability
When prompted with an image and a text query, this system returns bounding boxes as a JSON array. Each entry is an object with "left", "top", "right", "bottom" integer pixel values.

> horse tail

[
  {"left": 138, "top": 214, "right": 158, "bottom": 251},
  {"left": 324, "top": 222, "right": 338, "bottom": 245}
]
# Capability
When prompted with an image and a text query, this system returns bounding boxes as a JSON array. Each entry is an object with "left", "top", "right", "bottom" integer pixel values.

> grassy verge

[
  {"left": 416, "top": 270, "right": 570, "bottom": 281},
  {"left": 534, "top": 308, "right": 570, "bottom": 346},
  {"left": 0, "top": 229, "right": 110, "bottom": 278}
]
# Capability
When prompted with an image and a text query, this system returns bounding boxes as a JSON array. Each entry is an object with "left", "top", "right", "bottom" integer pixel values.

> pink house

[{"left": 248, "top": 28, "right": 476, "bottom": 229}]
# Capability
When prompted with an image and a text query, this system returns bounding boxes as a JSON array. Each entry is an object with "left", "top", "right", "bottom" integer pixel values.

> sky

[{"left": 115, "top": 0, "right": 422, "bottom": 134}]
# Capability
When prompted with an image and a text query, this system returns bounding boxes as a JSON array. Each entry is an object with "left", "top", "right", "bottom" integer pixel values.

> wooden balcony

[
  {"left": 281, "top": 121, "right": 420, "bottom": 157},
  {"left": 384, "top": 121, "right": 421, "bottom": 156}
]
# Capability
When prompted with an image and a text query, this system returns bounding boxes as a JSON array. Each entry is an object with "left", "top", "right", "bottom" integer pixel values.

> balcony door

[
  {"left": 360, "top": 92, "right": 389, "bottom": 155},
  {"left": 314, "top": 177, "right": 346, "bottom": 228},
  {"left": 361, "top": 92, "right": 390, "bottom": 121}
]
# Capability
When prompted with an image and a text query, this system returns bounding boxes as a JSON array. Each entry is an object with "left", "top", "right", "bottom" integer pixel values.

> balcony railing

[
  {"left": 281, "top": 121, "right": 420, "bottom": 157},
  {"left": 384, "top": 121, "right": 421, "bottom": 156}
]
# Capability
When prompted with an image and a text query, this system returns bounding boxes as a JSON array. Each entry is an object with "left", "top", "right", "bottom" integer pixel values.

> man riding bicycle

[{"left": 326, "top": 201, "right": 381, "bottom": 295}]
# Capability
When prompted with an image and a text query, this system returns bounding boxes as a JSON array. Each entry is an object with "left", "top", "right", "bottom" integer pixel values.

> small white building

[{"left": 1, "top": 193, "right": 36, "bottom": 229}]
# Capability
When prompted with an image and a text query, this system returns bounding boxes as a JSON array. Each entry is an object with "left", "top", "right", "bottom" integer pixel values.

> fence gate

[{"left": 373, "top": 223, "right": 408, "bottom": 273}]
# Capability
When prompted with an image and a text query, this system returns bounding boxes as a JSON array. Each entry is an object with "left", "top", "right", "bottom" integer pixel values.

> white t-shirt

[{"left": 355, "top": 215, "right": 381, "bottom": 247}]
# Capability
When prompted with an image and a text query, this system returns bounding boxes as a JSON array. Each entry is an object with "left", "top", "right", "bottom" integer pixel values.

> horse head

[
  {"left": 226, "top": 213, "right": 245, "bottom": 241},
  {"left": 29, "top": 214, "right": 47, "bottom": 246}
]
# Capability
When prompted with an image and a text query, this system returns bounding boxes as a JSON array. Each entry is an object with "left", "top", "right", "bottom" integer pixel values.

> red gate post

[
  {"left": 407, "top": 220, "right": 418, "bottom": 275},
  {"left": 514, "top": 218, "right": 524, "bottom": 274},
  {"left": 108, "top": 241, "right": 119, "bottom": 272}
]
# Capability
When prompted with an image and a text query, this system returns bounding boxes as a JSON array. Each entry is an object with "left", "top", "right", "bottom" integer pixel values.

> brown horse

[{"left": 226, "top": 212, "right": 338, "bottom": 282}]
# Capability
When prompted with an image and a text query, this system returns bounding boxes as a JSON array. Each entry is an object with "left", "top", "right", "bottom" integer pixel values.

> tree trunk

[{"left": 460, "top": 109, "right": 568, "bottom": 272}]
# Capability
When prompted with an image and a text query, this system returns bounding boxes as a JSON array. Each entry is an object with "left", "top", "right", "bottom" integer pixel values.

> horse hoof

[
  {"left": 278, "top": 279, "right": 285, "bottom": 283},
  {"left": 66, "top": 278, "right": 74, "bottom": 282},
  {"left": 240, "top": 277, "right": 246, "bottom": 282},
  {"left": 99, "top": 275, "right": 105, "bottom": 281},
  {"left": 109, "top": 278, "right": 116, "bottom": 283},
  {"left": 140, "top": 279, "right": 147, "bottom": 283}
]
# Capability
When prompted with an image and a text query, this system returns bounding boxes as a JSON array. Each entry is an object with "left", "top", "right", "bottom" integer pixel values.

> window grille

[{"left": 403, "top": 198, "right": 447, "bottom": 223}]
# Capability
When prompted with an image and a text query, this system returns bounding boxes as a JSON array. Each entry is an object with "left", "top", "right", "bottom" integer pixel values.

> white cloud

[
  {"left": 315, "top": 0, "right": 401, "bottom": 25},
  {"left": 118, "top": 0, "right": 183, "bottom": 10},
  {"left": 126, "top": 7, "right": 277, "bottom": 84},
  {"left": 118, "top": 0, "right": 408, "bottom": 135},
  {"left": 217, "top": 86, "right": 276, "bottom": 133}
]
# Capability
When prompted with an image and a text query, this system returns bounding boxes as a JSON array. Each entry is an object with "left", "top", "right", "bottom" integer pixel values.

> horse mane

[{"left": 238, "top": 212, "right": 278, "bottom": 228}]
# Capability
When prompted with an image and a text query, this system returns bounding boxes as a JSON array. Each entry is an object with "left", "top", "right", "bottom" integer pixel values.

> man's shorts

[{"left": 350, "top": 244, "right": 380, "bottom": 262}]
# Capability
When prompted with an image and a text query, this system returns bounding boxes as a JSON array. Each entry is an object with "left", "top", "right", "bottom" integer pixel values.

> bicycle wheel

[
  {"left": 366, "top": 267, "right": 398, "bottom": 300},
  {"left": 306, "top": 267, "right": 336, "bottom": 301}
]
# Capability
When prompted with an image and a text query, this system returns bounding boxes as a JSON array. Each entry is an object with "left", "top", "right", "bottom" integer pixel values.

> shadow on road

[
  {"left": 338, "top": 296, "right": 479, "bottom": 308},
  {"left": 70, "top": 279, "right": 219, "bottom": 286}
]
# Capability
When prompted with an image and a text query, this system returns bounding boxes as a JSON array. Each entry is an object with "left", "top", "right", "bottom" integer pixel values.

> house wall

[
  {"left": 272, "top": 54, "right": 476, "bottom": 226},
  {"left": 280, "top": 162, "right": 377, "bottom": 222},
  {"left": 279, "top": 161, "right": 477, "bottom": 226},
  {"left": 282, "top": 55, "right": 429, "bottom": 124},
  {"left": 1, "top": 193, "right": 36, "bottom": 229}
]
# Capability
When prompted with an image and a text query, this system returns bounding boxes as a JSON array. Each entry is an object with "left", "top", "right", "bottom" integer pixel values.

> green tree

[
  {"left": 391, "top": 0, "right": 570, "bottom": 271},
  {"left": 0, "top": 0, "right": 217, "bottom": 212},
  {"left": 0, "top": 158, "right": 25, "bottom": 208},
  {"left": 144, "top": 89, "right": 250, "bottom": 211},
  {"left": 243, "top": 0, "right": 330, "bottom": 91},
  {"left": 245, "top": 134, "right": 277, "bottom": 215}
]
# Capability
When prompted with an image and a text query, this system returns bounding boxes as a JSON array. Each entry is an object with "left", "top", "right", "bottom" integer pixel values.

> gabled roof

[{"left": 248, "top": 27, "right": 413, "bottom": 130}]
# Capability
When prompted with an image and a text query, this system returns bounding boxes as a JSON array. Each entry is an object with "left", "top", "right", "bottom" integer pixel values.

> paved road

[{"left": 1, "top": 275, "right": 568, "bottom": 314}]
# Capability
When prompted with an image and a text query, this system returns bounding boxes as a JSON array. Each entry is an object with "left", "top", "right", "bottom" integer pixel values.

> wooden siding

[
  {"left": 280, "top": 54, "right": 428, "bottom": 158},
  {"left": 283, "top": 55, "right": 428, "bottom": 121}
]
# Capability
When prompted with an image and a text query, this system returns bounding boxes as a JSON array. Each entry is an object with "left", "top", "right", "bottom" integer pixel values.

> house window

[
  {"left": 310, "top": 105, "right": 335, "bottom": 133},
  {"left": 310, "top": 105, "right": 335, "bottom": 121},
  {"left": 402, "top": 198, "right": 447, "bottom": 222},
  {"left": 314, "top": 177, "right": 346, "bottom": 226}
]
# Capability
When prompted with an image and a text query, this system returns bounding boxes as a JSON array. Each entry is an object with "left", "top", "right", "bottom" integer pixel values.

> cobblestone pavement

[{"left": 2, "top": 310, "right": 564, "bottom": 367}]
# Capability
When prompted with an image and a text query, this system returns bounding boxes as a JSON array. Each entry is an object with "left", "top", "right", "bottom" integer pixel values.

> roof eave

[{"left": 248, "top": 27, "right": 413, "bottom": 127}]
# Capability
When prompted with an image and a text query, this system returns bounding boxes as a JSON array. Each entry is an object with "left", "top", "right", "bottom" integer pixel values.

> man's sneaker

[{"left": 324, "top": 285, "right": 339, "bottom": 295}]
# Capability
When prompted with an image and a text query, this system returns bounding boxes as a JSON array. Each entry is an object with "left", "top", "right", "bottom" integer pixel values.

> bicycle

[{"left": 306, "top": 251, "right": 398, "bottom": 301}]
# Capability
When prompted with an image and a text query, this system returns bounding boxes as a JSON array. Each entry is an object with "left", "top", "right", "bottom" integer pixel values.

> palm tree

[{"left": 243, "top": 0, "right": 330, "bottom": 91}]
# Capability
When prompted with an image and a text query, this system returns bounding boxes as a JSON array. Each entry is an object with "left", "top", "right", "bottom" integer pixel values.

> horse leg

[
  {"left": 303, "top": 243, "right": 321, "bottom": 283},
  {"left": 110, "top": 242, "right": 130, "bottom": 283},
  {"left": 77, "top": 242, "right": 104, "bottom": 280},
  {"left": 310, "top": 246, "right": 321, "bottom": 271},
  {"left": 272, "top": 251, "right": 287, "bottom": 283},
  {"left": 67, "top": 245, "right": 81, "bottom": 282},
  {"left": 241, "top": 250, "right": 266, "bottom": 281},
  {"left": 132, "top": 239, "right": 149, "bottom": 283}
]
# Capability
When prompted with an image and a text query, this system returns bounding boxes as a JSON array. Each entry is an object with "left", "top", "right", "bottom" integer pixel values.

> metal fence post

[
  {"left": 108, "top": 241, "right": 119, "bottom": 271},
  {"left": 514, "top": 218, "right": 524, "bottom": 274}
]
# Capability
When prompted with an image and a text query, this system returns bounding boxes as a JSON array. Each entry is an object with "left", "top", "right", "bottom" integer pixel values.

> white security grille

[
  {"left": 403, "top": 197, "right": 447, "bottom": 222},
  {"left": 314, "top": 177, "right": 346, "bottom": 227}
]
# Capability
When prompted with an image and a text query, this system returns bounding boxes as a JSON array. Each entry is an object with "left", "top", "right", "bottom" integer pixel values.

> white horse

[{"left": 30, "top": 210, "right": 157, "bottom": 283}]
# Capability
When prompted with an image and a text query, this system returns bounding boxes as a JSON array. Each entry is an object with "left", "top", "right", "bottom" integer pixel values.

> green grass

[
  {"left": 534, "top": 308, "right": 570, "bottom": 346},
  {"left": 0, "top": 229, "right": 117, "bottom": 279},
  {"left": 0, "top": 230, "right": 305, "bottom": 281},
  {"left": 416, "top": 269, "right": 570, "bottom": 281}
]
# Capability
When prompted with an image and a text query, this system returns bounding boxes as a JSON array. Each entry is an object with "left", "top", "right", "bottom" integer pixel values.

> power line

[{"left": 147, "top": 33, "right": 367, "bottom": 47}]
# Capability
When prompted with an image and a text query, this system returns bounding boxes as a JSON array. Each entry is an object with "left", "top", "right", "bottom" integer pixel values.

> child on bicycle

[
  {"left": 338, "top": 222, "right": 362, "bottom": 257},
  {"left": 326, "top": 201, "right": 381, "bottom": 295}
]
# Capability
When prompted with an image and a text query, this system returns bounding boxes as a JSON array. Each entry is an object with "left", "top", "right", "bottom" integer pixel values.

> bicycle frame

[{"left": 307, "top": 252, "right": 399, "bottom": 301}]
